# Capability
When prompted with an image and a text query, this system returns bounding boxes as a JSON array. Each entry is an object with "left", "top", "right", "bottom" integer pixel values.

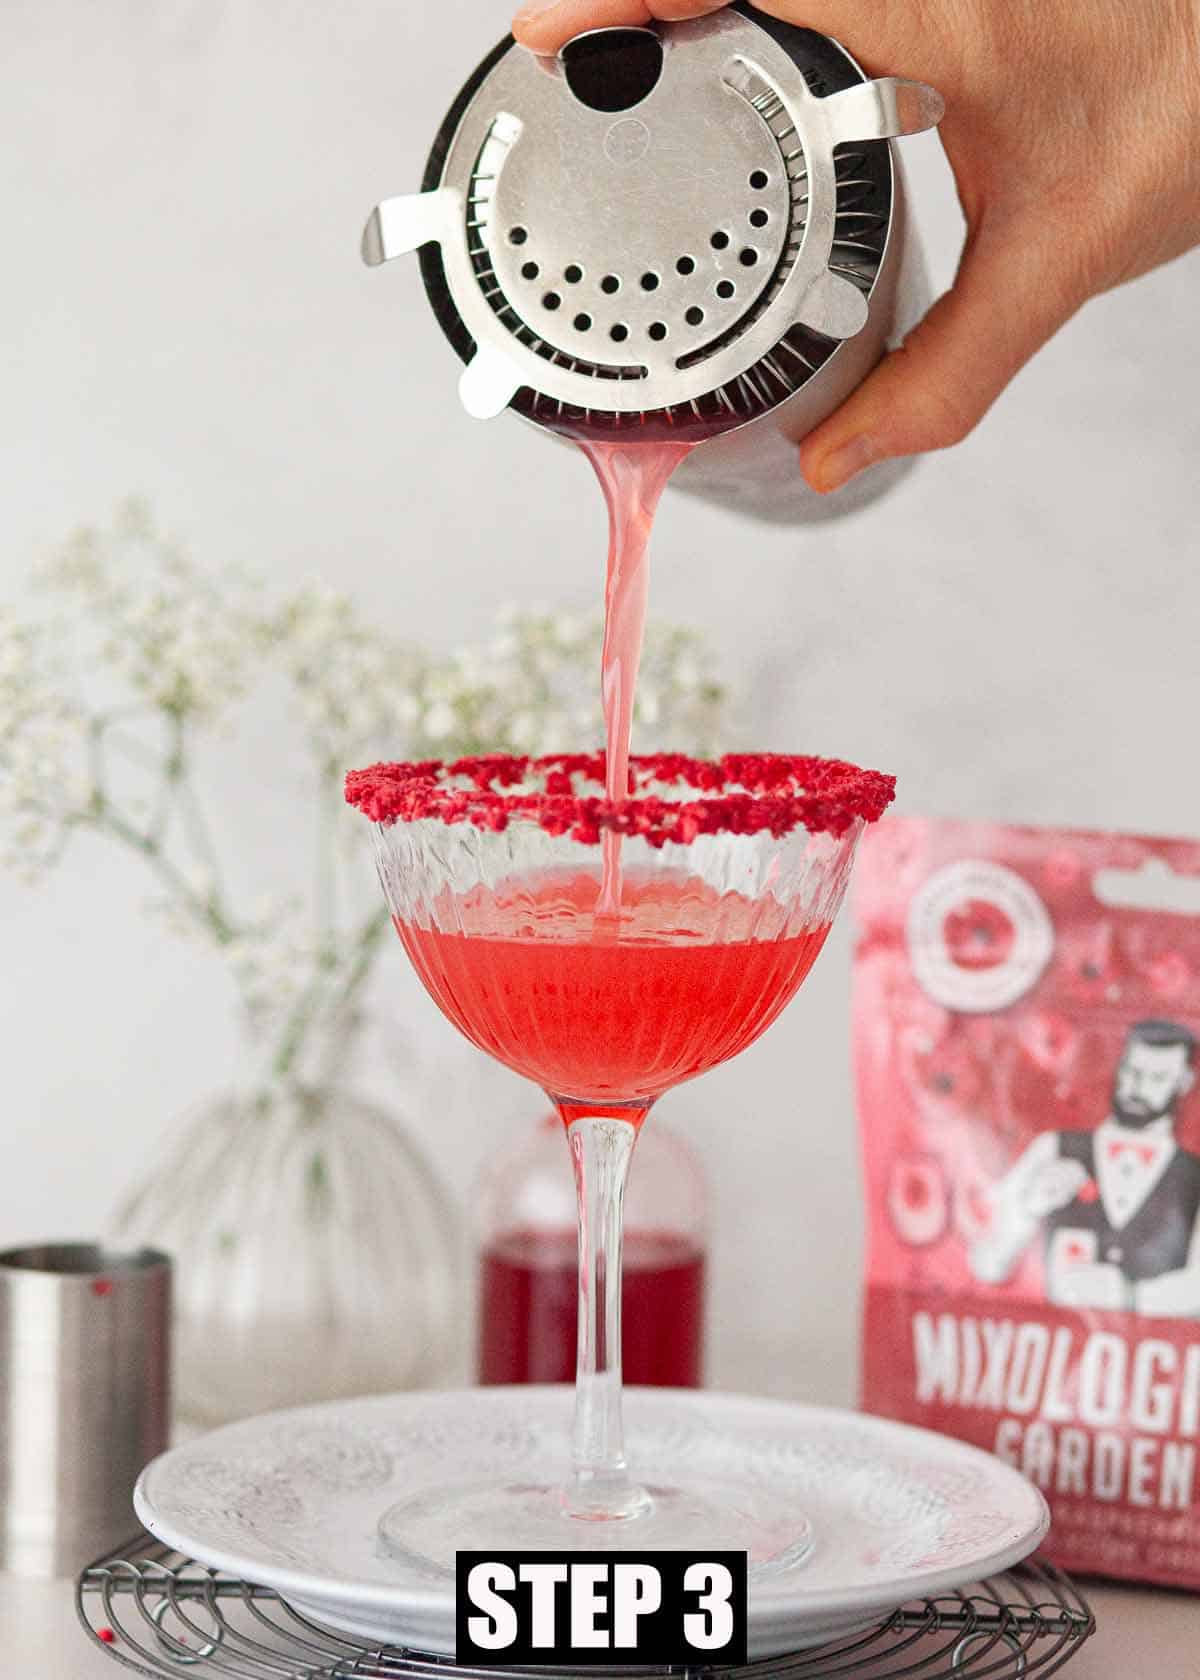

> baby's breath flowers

[
  {"left": 0, "top": 612, "right": 91, "bottom": 880},
  {"left": 408, "top": 606, "right": 725, "bottom": 760},
  {"left": 45, "top": 498, "right": 259, "bottom": 724},
  {"left": 271, "top": 586, "right": 422, "bottom": 776},
  {"left": 1, "top": 503, "right": 729, "bottom": 1082}
]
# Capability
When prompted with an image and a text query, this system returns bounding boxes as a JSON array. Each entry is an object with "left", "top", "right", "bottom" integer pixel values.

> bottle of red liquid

[{"left": 477, "top": 1113, "right": 708, "bottom": 1388}]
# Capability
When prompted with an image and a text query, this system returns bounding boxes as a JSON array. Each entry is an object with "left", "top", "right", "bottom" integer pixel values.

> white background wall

[{"left": 4, "top": 0, "right": 1198, "bottom": 1401}]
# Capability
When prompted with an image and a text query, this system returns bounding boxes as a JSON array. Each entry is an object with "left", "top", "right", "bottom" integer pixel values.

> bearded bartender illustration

[{"left": 970, "top": 1019, "right": 1200, "bottom": 1316}]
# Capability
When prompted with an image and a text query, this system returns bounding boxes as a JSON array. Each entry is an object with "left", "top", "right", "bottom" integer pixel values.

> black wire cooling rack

[{"left": 77, "top": 1534, "right": 1095, "bottom": 1679}]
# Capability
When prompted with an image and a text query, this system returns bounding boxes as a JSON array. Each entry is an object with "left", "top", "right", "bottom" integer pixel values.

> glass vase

[{"left": 112, "top": 1011, "right": 462, "bottom": 1427}]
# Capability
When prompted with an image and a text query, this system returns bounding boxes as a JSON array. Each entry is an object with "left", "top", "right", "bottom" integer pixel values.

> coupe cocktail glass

[{"left": 345, "top": 752, "right": 893, "bottom": 1570}]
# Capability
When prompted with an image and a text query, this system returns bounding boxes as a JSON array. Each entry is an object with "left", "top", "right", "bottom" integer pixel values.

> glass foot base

[{"left": 379, "top": 1478, "right": 814, "bottom": 1577}]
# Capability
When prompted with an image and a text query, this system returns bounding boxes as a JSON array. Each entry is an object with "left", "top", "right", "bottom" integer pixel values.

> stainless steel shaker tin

[
  {"left": 362, "top": 8, "right": 943, "bottom": 521},
  {"left": 0, "top": 1242, "right": 171, "bottom": 1577}
]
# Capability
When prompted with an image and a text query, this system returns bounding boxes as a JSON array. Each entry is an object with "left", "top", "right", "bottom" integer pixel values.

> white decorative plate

[{"left": 134, "top": 1388, "right": 1048, "bottom": 1659}]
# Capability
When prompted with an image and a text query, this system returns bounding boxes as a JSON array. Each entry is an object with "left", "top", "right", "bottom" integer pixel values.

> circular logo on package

[{"left": 906, "top": 860, "right": 1054, "bottom": 1012}]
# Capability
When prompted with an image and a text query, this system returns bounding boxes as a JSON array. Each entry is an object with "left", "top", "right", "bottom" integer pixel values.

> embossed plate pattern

[{"left": 134, "top": 1388, "right": 1049, "bottom": 1658}]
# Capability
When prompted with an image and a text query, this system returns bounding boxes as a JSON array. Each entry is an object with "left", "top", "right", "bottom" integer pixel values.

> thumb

[
  {"left": 513, "top": 0, "right": 729, "bottom": 55},
  {"left": 800, "top": 219, "right": 1085, "bottom": 492},
  {"left": 514, "top": 0, "right": 917, "bottom": 67}
]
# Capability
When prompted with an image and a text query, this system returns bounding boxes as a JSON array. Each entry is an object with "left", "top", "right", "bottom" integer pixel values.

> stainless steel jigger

[
  {"left": 363, "top": 10, "right": 943, "bottom": 521},
  {"left": 0, "top": 1243, "right": 171, "bottom": 1577}
]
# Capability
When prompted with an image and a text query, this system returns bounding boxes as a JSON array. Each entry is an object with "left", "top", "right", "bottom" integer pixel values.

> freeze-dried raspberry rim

[{"left": 345, "top": 753, "right": 895, "bottom": 845}]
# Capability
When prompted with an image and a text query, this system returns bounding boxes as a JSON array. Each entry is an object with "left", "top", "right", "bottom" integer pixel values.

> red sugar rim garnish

[{"left": 345, "top": 753, "right": 894, "bottom": 847}]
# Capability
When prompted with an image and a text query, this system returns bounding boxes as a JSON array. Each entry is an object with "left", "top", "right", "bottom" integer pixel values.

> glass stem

[{"left": 559, "top": 1104, "right": 653, "bottom": 1522}]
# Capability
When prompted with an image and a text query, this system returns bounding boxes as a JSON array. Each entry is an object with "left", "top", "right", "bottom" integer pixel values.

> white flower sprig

[
  {"left": 0, "top": 613, "right": 91, "bottom": 880},
  {"left": 2, "top": 504, "right": 730, "bottom": 1085},
  {"left": 45, "top": 498, "right": 259, "bottom": 724},
  {"left": 409, "top": 605, "right": 726, "bottom": 760},
  {"left": 270, "top": 586, "right": 422, "bottom": 776}
]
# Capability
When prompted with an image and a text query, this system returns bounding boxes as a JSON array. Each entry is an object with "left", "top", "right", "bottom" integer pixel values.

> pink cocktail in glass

[
  {"left": 346, "top": 751, "right": 893, "bottom": 1566},
  {"left": 396, "top": 873, "right": 831, "bottom": 1106}
]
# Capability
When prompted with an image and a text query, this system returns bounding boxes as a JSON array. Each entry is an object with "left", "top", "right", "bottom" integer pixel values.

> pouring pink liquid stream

[{"left": 578, "top": 439, "right": 695, "bottom": 914}]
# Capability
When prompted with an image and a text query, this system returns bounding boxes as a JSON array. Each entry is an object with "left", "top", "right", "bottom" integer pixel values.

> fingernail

[
  {"left": 812, "top": 434, "right": 881, "bottom": 493},
  {"left": 515, "top": 0, "right": 562, "bottom": 17}
]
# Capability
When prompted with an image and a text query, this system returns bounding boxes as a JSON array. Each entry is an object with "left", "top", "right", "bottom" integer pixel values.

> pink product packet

[{"left": 854, "top": 816, "right": 1200, "bottom": 1588}]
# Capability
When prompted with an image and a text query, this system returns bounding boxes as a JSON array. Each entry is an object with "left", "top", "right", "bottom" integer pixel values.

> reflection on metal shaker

[{"left": 0, "top": 1243, "right": 170, "bottom": 1577}]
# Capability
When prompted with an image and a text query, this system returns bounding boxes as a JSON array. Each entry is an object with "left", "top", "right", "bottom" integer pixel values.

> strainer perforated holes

[
  {"left": 461, "top": 34, "right": 806, "bottom": 405},
  {"left": 367, "top": 8, "right": 944, "bottom": 426}
]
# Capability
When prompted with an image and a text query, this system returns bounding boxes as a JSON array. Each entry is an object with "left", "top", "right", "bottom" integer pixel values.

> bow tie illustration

[{"left": 1106, "top": 1138, "right": 1159, "bottom": 1167}]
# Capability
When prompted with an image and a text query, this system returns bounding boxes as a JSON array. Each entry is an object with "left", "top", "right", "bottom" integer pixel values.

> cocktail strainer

[{"left": 364, "top": 7, "right": 943, "bottom": 520}]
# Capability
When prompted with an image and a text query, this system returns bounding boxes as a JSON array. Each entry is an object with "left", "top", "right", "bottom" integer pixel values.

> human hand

[
  {"left": 511, "top": 0, "right": 1200, "bottom": 493},
  {"left": 1021, "top": 1158, "right": 1090, "bottom": 1219}
]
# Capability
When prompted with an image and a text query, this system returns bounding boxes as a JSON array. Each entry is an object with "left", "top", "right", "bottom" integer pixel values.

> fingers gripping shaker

[{"left": 363, "top": 8, "right": 943, "bottom": 523}]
